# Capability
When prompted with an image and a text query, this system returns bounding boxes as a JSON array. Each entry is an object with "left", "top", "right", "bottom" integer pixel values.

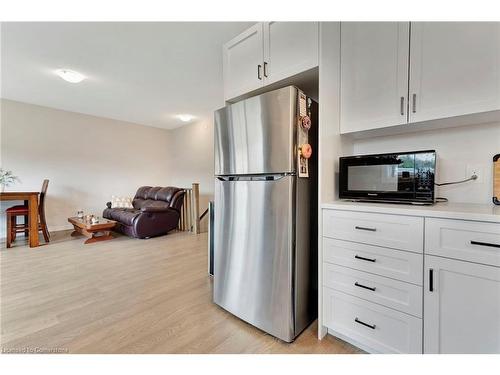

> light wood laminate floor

[{"left": 1, "top": 230, "right": 362, "bottom": 354}]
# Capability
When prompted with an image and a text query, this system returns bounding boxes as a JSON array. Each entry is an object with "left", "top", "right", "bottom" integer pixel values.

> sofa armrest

[
  {"left": 170, "top": 190, "right": 185, "bottom": 212},
  {"left": 106, "top": 201, "right": 112, "bottom": 209},
  {"left": 140, "top": 206, "right": 170, "bottom": 213}
]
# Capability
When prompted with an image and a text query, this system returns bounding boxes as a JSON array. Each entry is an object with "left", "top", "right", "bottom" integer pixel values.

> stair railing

[{"left": 178, "top": 183, "right": 201, "bottom": 234}]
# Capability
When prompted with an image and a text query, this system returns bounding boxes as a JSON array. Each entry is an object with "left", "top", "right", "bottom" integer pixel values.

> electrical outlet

[{"left": 466, "top": 164, "right": 483, "bottom": 183}]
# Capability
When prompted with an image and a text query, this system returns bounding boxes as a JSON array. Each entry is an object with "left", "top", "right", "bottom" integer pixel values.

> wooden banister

[
  {"left": 199, "top": 208, "right": 209, "bottom": 221},
  {"left": 191, "top": 183, "right": 200, "bottom": 234},
  {"left": 178, "top": 183, "right": 201, "bottom": 234}
]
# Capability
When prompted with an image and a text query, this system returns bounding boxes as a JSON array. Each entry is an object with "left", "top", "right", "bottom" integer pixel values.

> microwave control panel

[{"left": 414, "top": 152, "right": 436, "bottom": 200}]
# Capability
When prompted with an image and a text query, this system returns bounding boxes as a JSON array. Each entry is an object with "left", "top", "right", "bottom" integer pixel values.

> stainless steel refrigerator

[{"left": 213, "top": 86, "right": 318, "bottom": 342}]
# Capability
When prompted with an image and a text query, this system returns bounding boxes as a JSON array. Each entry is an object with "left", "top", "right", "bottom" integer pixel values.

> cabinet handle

[
  {"left": 263, "top": 62, "right": 268, "bottom": 77},
  {"left": 412, "top": 93, "right": 417, "bottom": 113},
  {"left": 257, "top": 64, "right": 262, "bottom": 80},
  {"left": 400, "top": 96, "right": 405, "bottom": 116},
  {"left": 355, "top": 317, "right": 376, "bottom": 330},
  {"left": 355, "top": 282, "right": 376, "bottom": 292},
  {"left": 429, "top": 269, "right": 434, "bottom": 292},
  {"left": 471, "top": 240, "right": 500, "bottom": 249},
  {"left": 354, "top": 255, "right": 376, "bottom": 263},
  {"left": 355, "top": 226, "right": 376, "bottom": 232}
]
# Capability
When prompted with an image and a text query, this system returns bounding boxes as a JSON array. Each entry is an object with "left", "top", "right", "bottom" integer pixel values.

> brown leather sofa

[{"left": 103, "top": 186, "right": 185, "bottom": 239}]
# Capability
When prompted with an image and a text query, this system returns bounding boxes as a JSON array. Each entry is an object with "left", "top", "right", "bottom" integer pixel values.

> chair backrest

[{"left": 39, "top": 179, "right": 49, "bottom": 224}]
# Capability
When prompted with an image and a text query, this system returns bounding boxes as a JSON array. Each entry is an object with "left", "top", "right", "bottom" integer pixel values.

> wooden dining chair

[{"left": 6, "top": 179, "right": 50, "bottom": 248}]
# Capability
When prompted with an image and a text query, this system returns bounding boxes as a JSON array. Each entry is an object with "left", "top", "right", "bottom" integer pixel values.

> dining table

[{"left": 1, "top": 191, "right": 40, "bottom": 247}]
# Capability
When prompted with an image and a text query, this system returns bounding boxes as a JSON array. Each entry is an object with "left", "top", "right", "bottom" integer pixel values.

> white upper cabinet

[
  {"left": 409, "top": 22, "right": 500, "bottom": 123},
  {"left": 223, "top": 23, "right": 264, "bottom": 101},
  {"left": 340, "top": 22, "right": 410, "bottom": 133},
  {"left": 223, "top": 22, "right": 319, "bottom": 101},
  {"left": 263, "top": 22, "right": 319, "bottom": 85},
  {"left": 424, "top": 255, "right": 500, "bottom": 354},
  {"left": 340, "top": 21, "right": 500, "bottom": 134}
]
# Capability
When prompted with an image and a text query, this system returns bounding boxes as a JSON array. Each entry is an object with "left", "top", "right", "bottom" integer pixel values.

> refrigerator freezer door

[
  {"left": 213, "top": 175, "right": 295, "bottom": 342},
  {"left": 214, "top": 86, "right": 297, "bottom": 176}
]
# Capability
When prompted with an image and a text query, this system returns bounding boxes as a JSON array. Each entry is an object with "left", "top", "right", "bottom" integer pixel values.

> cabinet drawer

[
  {"left": 425, "top": 218, "right": 500, "bottom": 266},
  {"left": 323, "top": 209, "right": 424, "bottom": 253},
  {"left": 323, "top": 287, "right": 422, "bottom": 353},
  {"left": 323, "top": 263, "right": 422, "bottom": 317},
  {"left": 323, "top": 238, "right": 423, "bottom": 285}
]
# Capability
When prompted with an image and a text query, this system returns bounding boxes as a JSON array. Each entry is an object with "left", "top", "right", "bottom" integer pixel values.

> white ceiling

[{"left": 0, "top": 22, "right": 254, "bottom": 129}]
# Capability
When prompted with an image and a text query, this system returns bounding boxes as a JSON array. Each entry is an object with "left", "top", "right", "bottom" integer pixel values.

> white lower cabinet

[
  {"left": 322, "top": 209, "right": 424, "bottom": 353},
  {"left": 323, "top": 288, "right": 423, "bottom": 354},
  {"left": 321, "top": 207, "right": 500, "bottom": 354},
  {"left": 424, "top": 255, "right": 500, "bottom": 353}
]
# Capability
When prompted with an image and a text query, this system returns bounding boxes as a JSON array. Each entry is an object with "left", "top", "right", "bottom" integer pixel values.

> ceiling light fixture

[
  {"left": 176, "top": 114, "right": 195, "bottom": 122},
  {"left": 55, "top": 69, "right": 85, "bottom": 83}
]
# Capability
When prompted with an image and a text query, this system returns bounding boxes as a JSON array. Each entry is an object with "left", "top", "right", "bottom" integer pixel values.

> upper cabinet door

[
  {"left": 409, "top": 22, "right": 500, "bottom": 123},
  {"left": 263, "top": 22, "right": 319, "bottom": 85},
  {"left": 223, "top": 23, "right": 264, "bottom": 101},
  {"left": 340, "top": 22, "right": 410, "bottom": 134}
]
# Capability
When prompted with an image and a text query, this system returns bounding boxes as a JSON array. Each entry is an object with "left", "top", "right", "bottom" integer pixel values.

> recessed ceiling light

[
  {"left": 55, "top": 69, "right": 85, "bottom": 83},
  {"left": 176, "top": 114, "right": 195, "bottom": 122}
]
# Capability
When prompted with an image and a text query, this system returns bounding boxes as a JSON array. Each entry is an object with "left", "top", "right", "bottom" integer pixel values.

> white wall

[
  {"left": 167, "top": 119, "right": 214, "bottom": 232},
  {"left": 317, "top": 21, "right": 342, "bottom": 340},
  {"left": 0, "top": 99, "right": 172, "bottom": 238},
  {"left": 348, "top": 122, "right": 500, "bottom": 204},
  {"left": 318, "top": 22, "right": 341, "bottom": 205}
]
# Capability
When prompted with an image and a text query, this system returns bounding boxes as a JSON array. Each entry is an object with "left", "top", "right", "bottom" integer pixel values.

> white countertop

[{"left": 322, "top": 200, "right": 500, "bottom": 223}]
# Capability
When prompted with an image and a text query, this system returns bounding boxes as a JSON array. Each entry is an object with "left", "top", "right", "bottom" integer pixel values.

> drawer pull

[
  {"left": 429, "top": 269, "right": 434, "bottom": 292},
  {"left": 354, "top": 254, "right": 376, "bottom": 263},
  {"left": 470, "top": 240, "right": 500, "bottom": 249},
  {"left": 355, "top": 317, "right": 376, "bottom": 330},
  {"left": 355, "top": 226, "right": 377, "bottom": 232},
  {"left": 355, "top": 282, "right": 376, "bottom": 292}
]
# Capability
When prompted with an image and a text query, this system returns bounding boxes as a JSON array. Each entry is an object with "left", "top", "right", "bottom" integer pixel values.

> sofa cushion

[
  {"left": 104, "top": 208, "right": 140, "bottom": 226},
  {"left": 157, "top": 187, "right": 180, "bottom": 202},
  {"left": 134, "top": 186, "right": 152, "bottom": 200},
  {"left": 132, "top": 198, "right": 154, "bottom": 210},
  {"left": 146, "top": 187, "right": 162, "bottom": 200},
  {"left": 148, "top": 200, "right": 170, "bottom": 209}
]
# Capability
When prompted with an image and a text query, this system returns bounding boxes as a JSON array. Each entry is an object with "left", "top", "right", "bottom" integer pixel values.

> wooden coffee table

[{"left": 68, "top": 217, "right": 117, "bottom": 244}]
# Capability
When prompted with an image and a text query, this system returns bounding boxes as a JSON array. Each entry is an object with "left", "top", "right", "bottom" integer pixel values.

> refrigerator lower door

[{"left": 214, "top": 175, "right": 295, "bottom": 342}]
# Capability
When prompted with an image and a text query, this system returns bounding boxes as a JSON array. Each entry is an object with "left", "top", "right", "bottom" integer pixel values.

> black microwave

[{"left": 339, "top": 150, "right": 436, "bottom": 204}]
